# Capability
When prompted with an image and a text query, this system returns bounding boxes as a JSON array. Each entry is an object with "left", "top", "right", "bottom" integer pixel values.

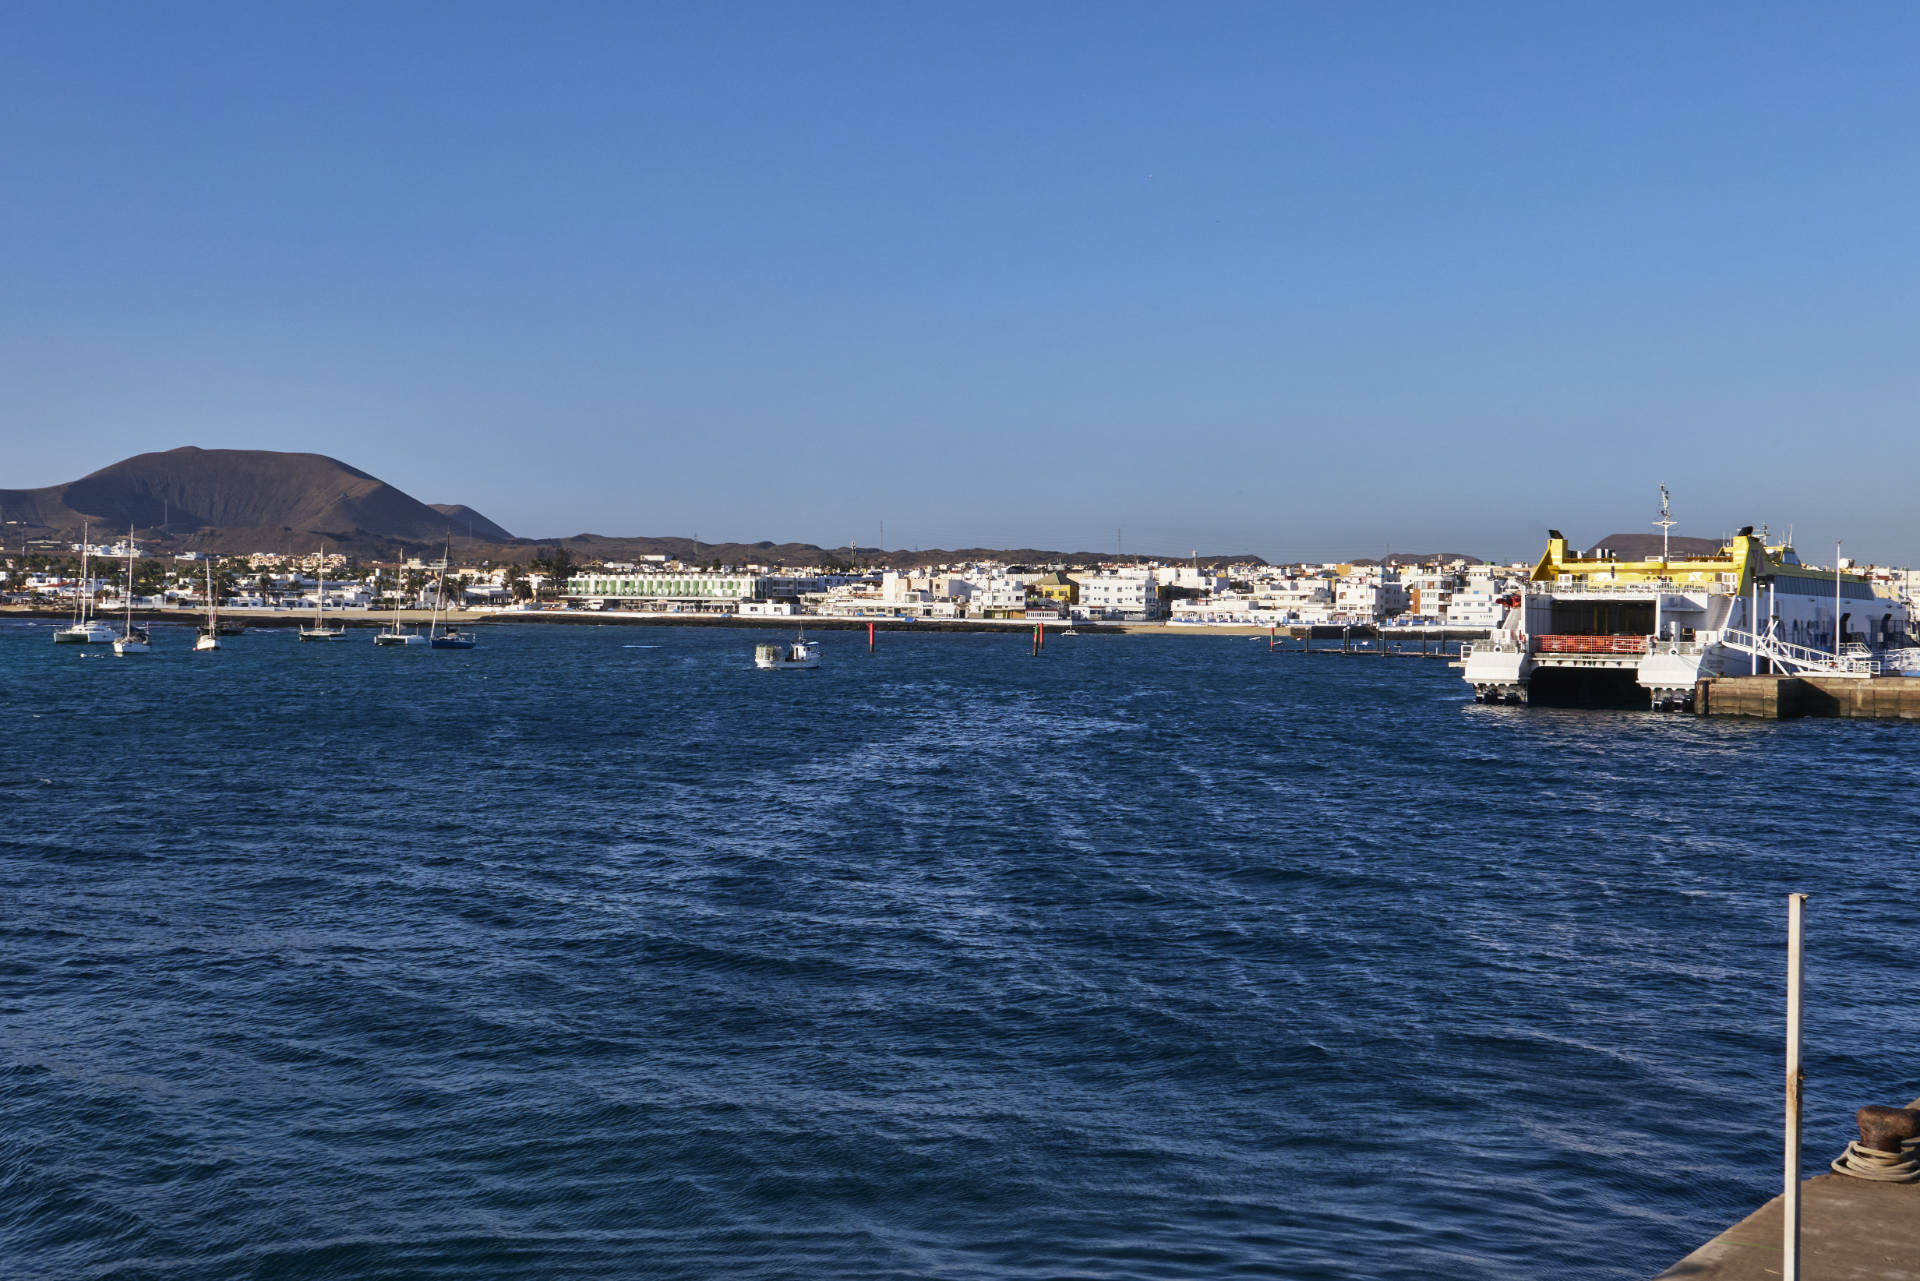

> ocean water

[{"left": 3, "top": 621, "right": 1916, "bottom": 1281}]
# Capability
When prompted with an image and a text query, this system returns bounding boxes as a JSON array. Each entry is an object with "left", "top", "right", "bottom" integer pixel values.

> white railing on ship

[
  {"left": 1543, "top": 580, "right": 1738, "bottom": 597},
  {"left": 1720, "top": 628, "right": 1880, "bottom": 676}
]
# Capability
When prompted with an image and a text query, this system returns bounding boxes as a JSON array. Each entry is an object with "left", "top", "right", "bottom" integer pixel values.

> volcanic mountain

[
  {"left": 0, "top": 447, "right": 513, "bottom": 548},
  {"left": 3, "top": 447, "right": 1272, "bottom": 567}
]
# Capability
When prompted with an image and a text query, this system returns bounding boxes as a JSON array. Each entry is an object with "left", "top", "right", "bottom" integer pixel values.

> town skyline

[{"left": 0, "top": 442, "right": 1895, "bottom": 570}]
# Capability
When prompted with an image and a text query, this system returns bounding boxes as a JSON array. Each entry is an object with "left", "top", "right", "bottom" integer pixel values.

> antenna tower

[{"left": 1654, "top": 485, "right": 1676, "bottom": 564}]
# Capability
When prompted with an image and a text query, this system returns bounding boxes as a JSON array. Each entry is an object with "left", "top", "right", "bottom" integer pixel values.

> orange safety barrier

[{"left": 1534, "top": 634, "right": 1650, "bottom": 655}]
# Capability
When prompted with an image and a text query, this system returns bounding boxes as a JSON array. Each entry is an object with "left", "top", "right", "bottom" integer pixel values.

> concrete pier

[
  {"left": 1696, "top": 675, "right": 1920, "bottom": 719},
  {"left": 1655, "top": 1130, "right": 1920, "bottom": 1279}
]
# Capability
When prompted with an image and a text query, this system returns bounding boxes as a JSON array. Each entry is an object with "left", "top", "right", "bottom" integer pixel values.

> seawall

[{"left": 1696, "top": 674, "right": 1920, "bottom": 719}]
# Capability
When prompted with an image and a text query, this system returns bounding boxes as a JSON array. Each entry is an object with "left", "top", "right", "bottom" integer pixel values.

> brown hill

[
  {"left": 1584, "top": 532, "right": 1726, "bottom": 559},
  {"left": 0, "top": 447, "right": 513, "bottom": 547}
]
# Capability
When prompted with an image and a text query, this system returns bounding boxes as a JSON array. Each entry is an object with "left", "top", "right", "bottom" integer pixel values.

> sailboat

[
  {"left": 427, "top": 538, "right": 476, "bottom": 649},
  {"left": 374, "top": 568, "right": 427, "bottom": 646},
  {"left": 54, "top": 522, "right": 115, "bottom": 644},
  {"left": 111, "top": 530, "right": 151, "bottom": 655},
  {"left": 297, "top": 545, "right": 346, "bottom": 641},
  {"left": 194, "top": 561, "right": 222, "bottom": 651}
]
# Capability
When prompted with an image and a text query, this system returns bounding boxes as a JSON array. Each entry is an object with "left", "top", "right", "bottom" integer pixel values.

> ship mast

[{"left": 1654, "top": 484, "right": 1676, "bottom": 565}]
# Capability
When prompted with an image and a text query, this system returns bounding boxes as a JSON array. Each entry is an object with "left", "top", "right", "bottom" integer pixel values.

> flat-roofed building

[{"left": 565, "top": 570, "right": 765, "bottom": 608}]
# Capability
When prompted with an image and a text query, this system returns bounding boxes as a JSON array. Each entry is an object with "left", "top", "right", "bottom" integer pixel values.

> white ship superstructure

[{"left": 1461, "top": 527, "right": 1909, "bottom": 710}]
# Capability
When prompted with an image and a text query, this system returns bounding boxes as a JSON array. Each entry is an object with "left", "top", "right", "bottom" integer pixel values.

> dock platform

[
  {"left": 1655, "top": 1168, "right": 1920, "bottom": 1279},
  {"left": 1696, "top": 674, "right": 1920, "bottom": 719}
]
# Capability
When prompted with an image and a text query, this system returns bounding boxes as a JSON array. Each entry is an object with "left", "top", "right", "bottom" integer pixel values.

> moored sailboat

[
  {"left": 194, "top": 561, "right": 222, "bottom": 651},
  {"left": 298, "top": 545, "right": 347, "bottom": 642},
  {"left": 111, "top": 531, "right": 151, "bottom": 656},
  {"left": 375, "top": 570, "right": 427, "bottom": 646},
  {"left": 425, "top": 539, "right": 476, "bottom": 649},
  {"left": 54, "top": 522, "right": 114, "bottom": 645}
]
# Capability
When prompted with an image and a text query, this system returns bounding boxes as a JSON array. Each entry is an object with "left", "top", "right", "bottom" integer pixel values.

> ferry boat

[
  {"left": 1460, "top": 522, "right": 1910, "bottom": 710},
  {"left": 754, "top": 637, "right": 820, "bottom": 669}
]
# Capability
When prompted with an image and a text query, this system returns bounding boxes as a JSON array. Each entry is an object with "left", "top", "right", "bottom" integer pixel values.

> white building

[
  {"left": 1073, "top": 569, "right": 1161, "bottom": 621},
  {"left": 1332, "top": 568, "right": 1407, "bottom": 622},
  {"left": 564, "top": 570, "right": 765, "bottom": 609},
  {"left": 971, "top": 575, "right": 1030, "bottom": 618}
]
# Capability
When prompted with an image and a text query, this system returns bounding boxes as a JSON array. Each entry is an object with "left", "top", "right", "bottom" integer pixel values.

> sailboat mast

[
  {"left": 124, "top": 530, "right": 134, "bottom": 634},
  {"left": 77, "top": 524, "right": 88, "bottom": 626},
  {"left": 430, "top": 535, "right": 450, "bottom": 639}
]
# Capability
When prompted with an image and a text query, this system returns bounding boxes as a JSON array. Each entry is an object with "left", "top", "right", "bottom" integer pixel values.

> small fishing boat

[{"left": 754, "top": 635, "right": 820, "bottom": 669}]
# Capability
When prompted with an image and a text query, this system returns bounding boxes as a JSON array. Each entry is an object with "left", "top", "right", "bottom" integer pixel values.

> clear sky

[{"left": 2, "top": 2, "right": 1915, "bottom": 562}]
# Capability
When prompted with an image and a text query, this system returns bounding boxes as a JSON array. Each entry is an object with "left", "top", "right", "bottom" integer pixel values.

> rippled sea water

[{"left": 3, "top": 621, "right": 1916, "bottom": 1280}]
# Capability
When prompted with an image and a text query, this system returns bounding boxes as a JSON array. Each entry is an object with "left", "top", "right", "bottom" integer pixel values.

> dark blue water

[{"left": 3, "top": 622, "right": 1915, "bottom": 1280}]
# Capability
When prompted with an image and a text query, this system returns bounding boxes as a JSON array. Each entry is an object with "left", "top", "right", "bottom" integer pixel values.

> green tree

[
  {"left": 133, "top": 559, "right": 166, "bottom": 597},
  {"left": 529, "top": 547, "right": 576, "bottom": 599}
]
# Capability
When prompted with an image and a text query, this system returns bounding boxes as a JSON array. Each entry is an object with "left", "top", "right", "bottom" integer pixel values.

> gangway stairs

[{"left": 1719, "top": 627, "right": 1880, "bottom": 677}]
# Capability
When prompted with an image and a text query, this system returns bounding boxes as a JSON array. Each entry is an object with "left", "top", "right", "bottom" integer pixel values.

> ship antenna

[{"left": 1654, "top": 484, "right": 1676, "bottom": 564}]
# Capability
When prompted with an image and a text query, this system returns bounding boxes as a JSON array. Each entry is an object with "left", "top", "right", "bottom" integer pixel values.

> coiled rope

[{"left": 1830, "top": 1139, "right": 1920, "bottom": 1182}]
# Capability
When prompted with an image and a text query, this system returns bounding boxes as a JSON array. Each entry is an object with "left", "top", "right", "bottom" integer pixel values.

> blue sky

[{"left": 2, "top": 2, "right": 1915, "bottom": 561}]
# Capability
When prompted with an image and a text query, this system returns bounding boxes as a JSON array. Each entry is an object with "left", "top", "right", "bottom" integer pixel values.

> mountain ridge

[
  {"left": 0, "top": 447, "right": 514, "bottom": 547},
  {"left": 2, "top": 447, "right": 1285, "bottom": 566}
]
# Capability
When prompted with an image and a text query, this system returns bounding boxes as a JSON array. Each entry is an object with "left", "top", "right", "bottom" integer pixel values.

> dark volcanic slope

[
  {"left": 0, "top": 447, "right": 512, "bottom": 543},
  {"left": 430, "top": 504, "right": 514, "bottom": 542},
  {"left": 1584, "top": 532, "right": 1727, "bottom": 558}
]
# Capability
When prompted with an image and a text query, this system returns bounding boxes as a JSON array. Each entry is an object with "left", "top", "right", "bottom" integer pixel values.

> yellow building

[{"left": 1025, "top": 571, "right": 1079, "bottom": 608}]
